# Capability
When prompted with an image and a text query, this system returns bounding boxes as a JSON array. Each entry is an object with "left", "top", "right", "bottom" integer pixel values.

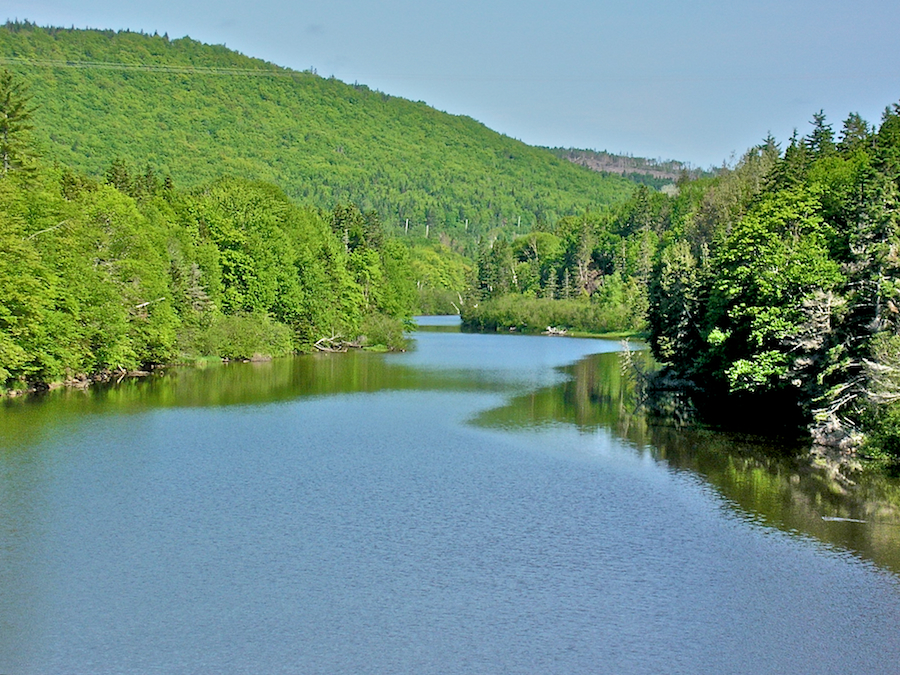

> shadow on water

[{"left": 473, "top": 349, "right": 900, "bottom": 576}]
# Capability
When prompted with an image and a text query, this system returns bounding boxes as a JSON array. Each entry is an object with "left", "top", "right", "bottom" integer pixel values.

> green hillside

[{"left": 0, "top": 22, "right": 635, "bottom": 238}]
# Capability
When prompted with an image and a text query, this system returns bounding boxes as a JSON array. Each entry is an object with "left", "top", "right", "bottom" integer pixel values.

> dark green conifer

[
  {"left": 838, "top": 113, "right": 872, "bottom": 154},
  {"left": 0, "top": 69, "right": 35, "bottom": 176},
  {"left": 105, "top": 158, "right": 132, "bottom": 193},
  {"left": 806, "top": 110, "right": 835, "bottom": 157}
]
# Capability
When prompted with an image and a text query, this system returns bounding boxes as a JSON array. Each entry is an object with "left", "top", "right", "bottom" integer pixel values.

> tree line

[
  {"left": 0, "top": 69, "right": 415, "bottom": 391},
  {"left": 463, "top": 108, "right": 900, "bottom": 463}
]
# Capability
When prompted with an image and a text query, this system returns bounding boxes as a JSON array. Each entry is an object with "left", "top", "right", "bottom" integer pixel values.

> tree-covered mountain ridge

[{"left": 0, "top": 21, "right": 636, "bottom": 239}]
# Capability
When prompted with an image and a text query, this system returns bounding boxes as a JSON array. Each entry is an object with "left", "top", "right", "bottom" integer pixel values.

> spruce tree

[
  {"left": 0, "top": 69, "right": 34, "bottom": 176},
  {"left": 806, "top": 110, "right": 835, "bottom": 157},
  {"left": 838, "top": 113, "right": 872, "bottom": 154}
]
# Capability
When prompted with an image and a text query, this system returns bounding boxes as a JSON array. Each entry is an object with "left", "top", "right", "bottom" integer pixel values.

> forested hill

[{"left": 0, "top": 22, "right": 635, "bottom": 237}]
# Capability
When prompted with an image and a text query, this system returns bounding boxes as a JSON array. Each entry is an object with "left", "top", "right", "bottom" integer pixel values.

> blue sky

[{"left": 7, "top": 0, "right": 900, "bottom": 168}]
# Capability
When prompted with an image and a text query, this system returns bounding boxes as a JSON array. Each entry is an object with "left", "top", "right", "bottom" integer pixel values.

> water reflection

[
  {"left": 0, "top": 328, "right": 619, "bottom": 448},
  {"left": 475, "top": 349, "right": 900, "bottom": 575},
  {"left": 0, "top": 351, "right": 490, "bottom": 452},
  {"left": 2, "top": 325, "right": 899, "bottom": 578}
]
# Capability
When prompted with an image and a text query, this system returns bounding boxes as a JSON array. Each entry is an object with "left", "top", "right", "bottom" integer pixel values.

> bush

[
  {"left": 358, "top": 312, "right": 410, "bottom": 351},
  {"left": 862, "top": 401, "right": 900, "bottom": 464},
  {"left": 202, "top": 312, "right": 294, "bottom": 360}
]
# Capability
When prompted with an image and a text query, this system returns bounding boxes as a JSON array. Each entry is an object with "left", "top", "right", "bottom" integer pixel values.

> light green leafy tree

[{"left": 703, "top": 187, "right": 843, "bottom": 394}]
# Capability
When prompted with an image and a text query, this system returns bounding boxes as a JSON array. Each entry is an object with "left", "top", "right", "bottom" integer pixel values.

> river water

[{"left": 1, "top": 317, "right": 899, "bottom": 674}]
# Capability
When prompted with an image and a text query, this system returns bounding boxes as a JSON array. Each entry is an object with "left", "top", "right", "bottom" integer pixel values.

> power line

[{"left": 0, "top": 56, "right": 308, "bottom": 77}]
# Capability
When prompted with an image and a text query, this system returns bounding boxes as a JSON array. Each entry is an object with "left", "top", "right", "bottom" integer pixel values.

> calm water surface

[{"left": 1, "top": 317, "right": 899, "bottom": 674}]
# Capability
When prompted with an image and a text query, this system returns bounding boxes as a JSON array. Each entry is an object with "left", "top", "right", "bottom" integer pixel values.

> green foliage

[
  {"left": 0, "top": 23, "right": 634, "bottom": 243},
  {"left": 414, "top": 289, "right": 460, "bottom": 315},
  {"left": 703, "top": 187, "right": 843, "bottom": 392},
  {"left": 0, "top": 168, "right": 181, "bottom": 381},
  {"left": 861, "top": 400, "right": 900, "bottom": 465},
  {"left": 648, "top": 239, "right": 703, "bottom": 362},
  {"left": 461, "top": 289, "right": 643, "bottom": 335},
  {"left": 0, "top": 68, "right": 35, "bottom": 175},
  {"left": 860, "top": 333, "right": 900, "bottom": 460},
  {"left": 0, "top": 160, "right": 417, "bottom": 389},
  {"left": 0, "top": 178, "right": 46, "bottom": 382},
  {"left": 408, "top": 242, "right": 471, "bottom": 314},
  {"left": 359, "top": 312, "right": 409, "bottom": 351},
  {"left": 203, "top": 312, "right": 294, "bottom": 360},
  {"left": 332, "top": 204, "right": 416, "bottom": 323},
  {"left": 634, "top": 105, "right": 900, "bottom": 463},
  {"left": 5, "top": 21, "right": 900, "bottom": 466},
  {"left": 465, "top": 183, "right": 671, "bottom": 334},
  {"left": 408, "top": 243, "right": 469, "bottom": 291}
]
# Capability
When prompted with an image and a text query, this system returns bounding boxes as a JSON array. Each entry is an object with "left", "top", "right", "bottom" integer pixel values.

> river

[{"left": 1, "top": 316, "right": 899, "bottom": 674}]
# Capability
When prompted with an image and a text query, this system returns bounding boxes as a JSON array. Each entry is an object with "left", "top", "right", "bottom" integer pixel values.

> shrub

[
  {"left": 359, "top": 312, "right": 409, "bottom": 351},
  {"left": 203, "top": 312, "right": 294, "bottom": 360}
]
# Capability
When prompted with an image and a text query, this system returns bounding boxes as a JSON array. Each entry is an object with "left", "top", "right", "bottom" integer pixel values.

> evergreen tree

[
  {"left": 702, "top": 187, "right": 843, "bottom": 395},
  {"left": 543, "top": 268, "right": 558, "bottom": 300},
  {"left": 806, "top": 110, "right": 835, "bottom": 157},
  {"left": 771, "top": 131, "right": 812, "bottom": 187},
  {"left": 648, "top": 239, "right": 703, "bottom": 364},
  {"left": 873, "top": 104, "right": 900, "bottom": 176},
  {"left": 105, "top": 158, "right": 132, "bottom": 193},
  {"left": 0, "top": 69, "right": 34, "bottom": 176},
  {"left": 838, "top": 112, "right": 872, "bottom": 154}
]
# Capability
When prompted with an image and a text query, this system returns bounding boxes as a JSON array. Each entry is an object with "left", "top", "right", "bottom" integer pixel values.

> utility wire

[{"left": 0, "top": 56, "right": 308, "bottom": 77}]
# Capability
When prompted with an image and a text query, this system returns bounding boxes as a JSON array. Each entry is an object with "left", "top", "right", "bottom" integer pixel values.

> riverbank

[
  {"left": 0, "top": 367, "right": 159, "bottom": 399},
  {"left": 0, "top": 337, "right": 411, "bottom": 401}
]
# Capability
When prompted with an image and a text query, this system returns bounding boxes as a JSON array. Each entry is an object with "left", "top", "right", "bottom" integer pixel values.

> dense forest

[
  {"left": 463, "top": 110, "right": 900, "bottom": 463},
  {"left": 0, "top": 63, "right": 419, "bottom": 389},
  {"left": 0, "top": 22, "right": 635, "bottom": 242}
]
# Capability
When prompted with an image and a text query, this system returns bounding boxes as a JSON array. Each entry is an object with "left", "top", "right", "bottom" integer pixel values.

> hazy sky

[{"left": 7, "top": 0, "right": 900, "bottom": 168}]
